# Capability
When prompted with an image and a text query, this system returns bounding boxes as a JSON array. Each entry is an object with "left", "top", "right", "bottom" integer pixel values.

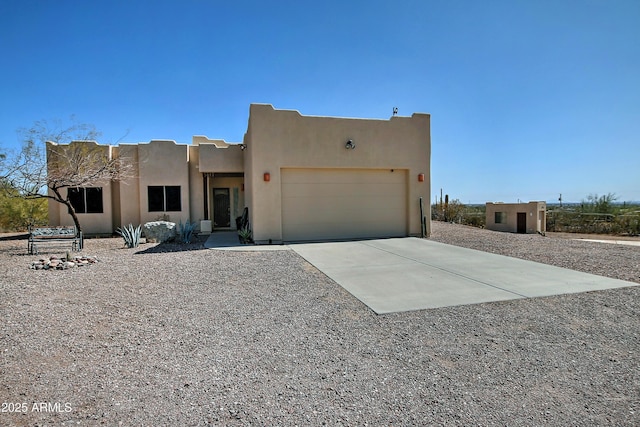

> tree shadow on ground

[
  {"left": 0, "top": 233, "right": 29, "bottom": 241},
  {"left": 134, "top": 235, "right": 209, "bottom": 254}
]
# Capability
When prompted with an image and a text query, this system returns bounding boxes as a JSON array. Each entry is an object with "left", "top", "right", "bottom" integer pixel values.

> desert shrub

[
  {"left": 238, "top": 225, "right": 252, "bottom": 243},
  {"left": 178, "top": 219, "right": 198, "bottom": 244},
  {"left": 116, "top": 224, "right": 142, "bottom": 248},
  {"left": 0, "top": 185, "right": 48, "bottom": 231},
  {"left": 432, "top": 199, "right": 486, "bottom": 228},
  {"left": 611, "top": 213, "right": 640, "bottom": 236}
]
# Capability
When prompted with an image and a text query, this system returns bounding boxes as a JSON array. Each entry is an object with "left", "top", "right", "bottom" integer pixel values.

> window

[
  {"left": 148, "top": 186, "right": 181, "bottom": 212},
  {"left": 68, "top": 187, "right": 103, "bottom": 214},
  {"left": 495, "top": 212, "right": 507, "bottom": 224}
]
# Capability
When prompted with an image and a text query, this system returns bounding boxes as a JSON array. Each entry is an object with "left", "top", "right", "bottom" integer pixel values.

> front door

[
  {"left": 213, "top": 188, "right": 230, "bottom": 228},
  {"left": 517, "top": 212, "right": 527, "bottom": 234}
]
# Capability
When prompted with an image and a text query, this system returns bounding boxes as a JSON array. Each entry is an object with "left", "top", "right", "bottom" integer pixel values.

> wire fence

[{"left": 546, "top": 210, "right": 640, "bottom": 235}]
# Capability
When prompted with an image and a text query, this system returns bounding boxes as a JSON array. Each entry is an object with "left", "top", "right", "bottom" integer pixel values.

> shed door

[
  {"left": 281, "top": 168, "right": 407, "bottom": 241},
  {"left": 517, "top": 212, "right": 527, "bottom": 233}
]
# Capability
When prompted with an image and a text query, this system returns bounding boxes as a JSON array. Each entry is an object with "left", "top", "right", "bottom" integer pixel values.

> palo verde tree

[
  {"left": 581, "top": 193, "right": 618, "bottom": 214},
  {"left": 0, "top": 182, "right": 48, "bottom": 231},
  {"left": 1, "top": 117, "right": 133, "bottom": 235}
]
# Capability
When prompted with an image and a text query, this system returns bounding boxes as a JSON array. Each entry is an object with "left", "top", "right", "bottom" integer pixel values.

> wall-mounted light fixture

[
  {"left": 263, "top": 172, "right": 270, "bottom": 182},
  {"left": 239, "top": 144, "right": 247, "bottom": 150},
  {"left": 345, "top": 139, "right": 355, "bottom": 149},
  {"left": 418, "top": 173, "right": 425, "bottom": 182}
]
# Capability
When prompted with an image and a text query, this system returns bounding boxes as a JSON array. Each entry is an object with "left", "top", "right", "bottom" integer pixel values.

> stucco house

[
  {"left": 485, "top": 201, "right": 546, "bottom": 234},
  {"left": 47, "top": 104, "right": 431, "bottom": 243}
]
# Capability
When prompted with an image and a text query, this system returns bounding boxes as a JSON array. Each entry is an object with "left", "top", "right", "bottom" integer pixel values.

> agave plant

[
  {"left": 178, "top": 219, "right": 198, "bottom": 244},
  {"left": 238, "top": 225, "right": 252, "bottom": 244},
  {"left": 116, "top": 223, "right": 142, "bottom": 248}
]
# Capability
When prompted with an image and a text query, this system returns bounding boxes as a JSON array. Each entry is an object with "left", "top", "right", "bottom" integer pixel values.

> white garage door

[{"left": 281, "top": 168, "right": 407, "bottom": 241}]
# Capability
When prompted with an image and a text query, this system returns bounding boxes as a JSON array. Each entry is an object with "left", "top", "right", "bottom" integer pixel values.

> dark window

[
  {"left": 68, "top": 188, "right": 85, "bottom": 214},
  {"left": 495, "top": 212, "right": 507, "bottom": 224},
  {"left": 148, "top": 186, "right": 181, "bottom": 212},
  {"left": 85, "top": 187, "right": 103, "bottom": 213},
  {"left": 165, "top": 186, "right": 181, "bottom": 211},
  {"left": 68, "top": 187, "right": 103, "bottom": 214},
  {"left": 148, "top": 186, "right": 165, "bottom": 212}
]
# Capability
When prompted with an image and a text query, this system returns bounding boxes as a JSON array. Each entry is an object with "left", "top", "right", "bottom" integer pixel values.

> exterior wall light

[
  {"left": 418, "top": 173, "right": 425, "bottom": 182},
  {"left": 263, "top": 172, "right": 270, "bottom": 182},
  {"left": 239, "top": 144, "right": 247, "bottom": 150},
  {"left": 345, "top": 139, "right": 355, "bottom": 149}
]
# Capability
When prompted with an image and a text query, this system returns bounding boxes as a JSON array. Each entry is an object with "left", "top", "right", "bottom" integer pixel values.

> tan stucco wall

[
  {"left": 47, "top": 139, "right": 219, "bottom": 234},
  {"left": 194, "top": 136, "right": 244, "bottom": 173},
  {"left": 112, "top": 144, "right": 140, "bottom": 229},
  {"left": 486, "top": 201, "right": 546, "bottom": 234},
  {"left": 46, "top": 104, "right": 431, "bottom": 240},
  {"left": 188, "top": 145, "right": 204, "bottom": 223},
  {"left": 115, "top": 142, "right": 201, "bottom": 229},
  {"left": 137, "top": 140, "right": 191, "bottom": 224},
  {"left": 47, "top": 141, "right": 114, "bottom": 235},
  {"left": 243, "top": 104, "right": 431, "bottom": 243}
]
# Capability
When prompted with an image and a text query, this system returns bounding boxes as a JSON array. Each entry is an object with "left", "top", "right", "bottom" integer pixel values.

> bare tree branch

[{"left": 1, "top": 117, "right": 135, "bottom": 234}]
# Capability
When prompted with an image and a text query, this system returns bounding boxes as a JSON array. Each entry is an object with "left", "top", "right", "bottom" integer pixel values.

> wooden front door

[
  {"left": 213, "top": 188, "right": 230, "bottom": 228},
  {"left": 517, "top": 212, "right": 527, "bottom": 234}
]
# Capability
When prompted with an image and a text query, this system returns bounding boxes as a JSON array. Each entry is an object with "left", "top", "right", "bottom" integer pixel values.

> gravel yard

[{"left": 1, "top": 222, "right": 638, "bottom": 426}]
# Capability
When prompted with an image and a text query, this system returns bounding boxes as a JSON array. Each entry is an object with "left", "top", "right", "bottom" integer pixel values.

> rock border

[{"left": 30, "top": 255, "right": 99, "bottom": 270}]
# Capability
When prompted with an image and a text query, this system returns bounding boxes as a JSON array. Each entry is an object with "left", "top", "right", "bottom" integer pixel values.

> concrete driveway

[{"left": 290, "top": 237, "right": 637, "bottom": 314}]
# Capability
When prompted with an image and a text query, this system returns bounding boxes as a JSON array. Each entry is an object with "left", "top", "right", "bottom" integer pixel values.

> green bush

[
  {"left": 432, "top": 199, "right": 486, "bottom": 228},
  {"left": 0, "top": 185, "right": 48, "bottom": 231}
]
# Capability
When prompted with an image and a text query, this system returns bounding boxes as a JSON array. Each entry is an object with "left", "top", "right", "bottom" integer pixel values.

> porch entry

[{"left": 213, "top": 188, "right": 230, "bottom": 228}]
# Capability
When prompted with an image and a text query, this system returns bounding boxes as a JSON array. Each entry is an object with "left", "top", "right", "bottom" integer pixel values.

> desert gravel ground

[{"left": 1, "top": 222, "right": 638, "bottom": 426}]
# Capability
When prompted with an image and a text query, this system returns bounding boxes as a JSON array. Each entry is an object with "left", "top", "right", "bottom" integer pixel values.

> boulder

[{"left": 143, "top": 221, "right": 177, "bottom": 243}]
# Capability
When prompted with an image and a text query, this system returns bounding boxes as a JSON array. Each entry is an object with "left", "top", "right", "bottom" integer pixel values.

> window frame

[
  {"left": 147, "top": 185, "right": 182, "bottom": 212},
  {"left": 68, "top": 187, "right": 104, "bottom": 214}
]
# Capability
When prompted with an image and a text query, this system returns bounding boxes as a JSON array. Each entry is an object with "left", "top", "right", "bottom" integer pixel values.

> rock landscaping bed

[
  {"left": 30, "top": 255, "right": 99, "bottom": 270},
  {"left": 0, "top": 223, "right": 638, "bottom": 426}
]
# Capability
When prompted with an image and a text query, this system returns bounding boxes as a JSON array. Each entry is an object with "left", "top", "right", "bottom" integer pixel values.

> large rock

[{"left": 143, "top": 221, "right": 177, "bottom": 243}]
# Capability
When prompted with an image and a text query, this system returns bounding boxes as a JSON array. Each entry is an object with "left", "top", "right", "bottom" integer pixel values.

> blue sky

[{"left": 1, "top": 0, "right": 638, "bottom": 203}]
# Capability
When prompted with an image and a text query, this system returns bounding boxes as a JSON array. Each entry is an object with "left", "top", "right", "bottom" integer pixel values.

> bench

[{"left": 28, "top": 226, "right": 83, "bottom": 255}]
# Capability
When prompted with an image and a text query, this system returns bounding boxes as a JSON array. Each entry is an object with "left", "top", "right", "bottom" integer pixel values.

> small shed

[{"left": 486, "top": 201, "right": 546, "bottom": 234}]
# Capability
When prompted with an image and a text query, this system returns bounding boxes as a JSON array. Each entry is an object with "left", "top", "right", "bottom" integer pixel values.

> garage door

[{"left": 281, "top": 168, "right": 407, "bottom": 241}]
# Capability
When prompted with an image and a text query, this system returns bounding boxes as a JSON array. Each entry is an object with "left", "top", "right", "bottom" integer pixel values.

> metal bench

[{"left": 28, "top": 226, "right": 82, "bottom": 255}]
